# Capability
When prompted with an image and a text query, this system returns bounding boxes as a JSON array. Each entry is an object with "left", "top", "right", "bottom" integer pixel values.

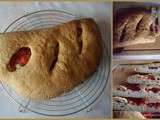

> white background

[{"left": 0, "top": 1, "right": 111, "bottom": 118}]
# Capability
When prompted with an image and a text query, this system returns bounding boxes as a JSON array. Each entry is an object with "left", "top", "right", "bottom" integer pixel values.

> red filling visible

[
  {"left": 147, "top": 103, "right": 160, "bottom": 108},
  {"left": 127, "top": 97, "right": 146, "bottom": 105},
  {"left": 142, "top": 112, "right": 152, "bottom": 119},
  {"left": 145, "top": 88, "right": 160, "bottom": 93},
  {"left": 125, "top": 83, "right": 141, "bottom": 91},
  {"left": 147, "top": 75, "right": 156, "bottom": 80},
  {"left": 128, "top": 99, "right": 160, "bottom": 118},
  {"left": 142, "top": 112, "right": 160, "bottom": 119},
  {"left": 148, "top": 112, "right": 160, "bottom": 118},
  {"left": 7, "top": 47, "right": 31, "bottom": 72}
]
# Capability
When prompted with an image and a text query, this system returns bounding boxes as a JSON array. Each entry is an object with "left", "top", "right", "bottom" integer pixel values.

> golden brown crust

[
  {"left": 0, "top": 18, "right": 102, "bottom": 100},
  {"left": 114, "top": 8, "right": 160, "bottom": 49}
]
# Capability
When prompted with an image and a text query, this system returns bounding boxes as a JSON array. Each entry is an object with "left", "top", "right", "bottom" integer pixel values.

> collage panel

[
  {"left": 113, "top": 2, "right": 160, "bottom": 60},
  {"left": 112, "top": 2, "right": 160, "bottom": 119},
  {"left": 0, "top": 1, "right": 112, "bottom": 119}
]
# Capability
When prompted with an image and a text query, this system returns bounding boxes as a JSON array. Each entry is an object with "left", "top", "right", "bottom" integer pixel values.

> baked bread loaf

[
  {"left": 0, "top": 18, "right": 102, "bottom": 100},
  {"left": 114, "top": 8, "right": 160, "bottom": 49}
]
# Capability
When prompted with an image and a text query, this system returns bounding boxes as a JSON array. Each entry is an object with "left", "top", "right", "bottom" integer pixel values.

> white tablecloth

[{"left": 0, "top": 1, "right": 111, "bottom": 118}]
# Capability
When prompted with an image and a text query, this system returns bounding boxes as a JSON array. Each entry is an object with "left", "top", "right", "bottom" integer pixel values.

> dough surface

[{"left": 0, "top": 18, "right": 102, "bottom": 100}]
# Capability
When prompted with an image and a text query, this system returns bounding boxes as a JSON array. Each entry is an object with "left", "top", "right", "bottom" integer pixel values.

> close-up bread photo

[
  {"left": 0, "top": 18, "right": 102, "bottom": 100},
  {"left": 112, "top": 2, "right": 160, "bottom": 119},
  {"left": 112, "top": 62, "right": 160, "bottom": 119},
  {"left": 113, "top": 6, "right": 160, "bottom": 52}
]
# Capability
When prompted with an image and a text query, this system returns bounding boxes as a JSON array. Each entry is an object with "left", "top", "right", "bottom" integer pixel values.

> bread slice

[
  {"left": 127, "top": 74, "right": 160, "bottom": 87},
  {"left": 135, "top": 63, "right": 160, "bottom": 74},
  {"left": 113, "top": 96, "right": 160, "bottom": 112},
  {"left": 113, "top": 85, "right": 160, "bottom": 99}
]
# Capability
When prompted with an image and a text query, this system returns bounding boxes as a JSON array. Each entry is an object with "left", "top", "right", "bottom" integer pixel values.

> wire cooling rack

[{"left": 1, "top": 10, "right": 110, "bottom": 116}]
